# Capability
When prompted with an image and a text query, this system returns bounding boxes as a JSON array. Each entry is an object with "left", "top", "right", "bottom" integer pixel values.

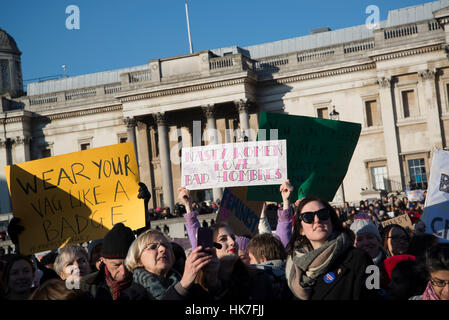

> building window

[
  {"left": 317, "top": 107, "right": 329, "bottom": 119},
  {"left": 401, "top": 90, "right": 417, "bottom": 118},
  {"left": 41, "top": 148, "right": 51, "bottom": 158},
  {"left": 0, "top": 60, "right": 10, "bottom": 90},
  {"left": 80, "top": 143, "right": 90, "bottom": 150},
  {"left": 371, "top": 166, "right": 388, "bottom": 190},
  {"left": 119, "top": 137, "right": 127, "bottom": 143},
  {"left": 365, "top": 100, "right": 381, "bottom": 127},
  {"left": 407, "top": 158, "right": 428, "bottom": 190},
  {"left": 154, "top": 131, "right": 159, "bottom": 156}
]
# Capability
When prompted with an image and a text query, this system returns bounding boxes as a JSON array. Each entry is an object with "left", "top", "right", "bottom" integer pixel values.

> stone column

[
  {"left": 123, "top": 117, "right": 138, "bottom": 164},
  {"left": 377, "top": 77, "right": 403, "bottom": 190},
  {"left": 419, "top": 69, "right": 443, "bottom": 150},
  {"left": 0, "top": 138, "right": 11, "bottom": 213},
  {"left": 202, "top": 104, "right": 223, "bottom": 202},
  {"left": 136, "top": 120, "right": 153, "bottom": 190},
  {"left": 13, "top": 136, "right": 31, "bottom": 163},
  {"left": 154, "top": 113, "right": 175, "bottom": 212},
  {"left": 235, "top": 99, "right": 251, "bottom": 141}
]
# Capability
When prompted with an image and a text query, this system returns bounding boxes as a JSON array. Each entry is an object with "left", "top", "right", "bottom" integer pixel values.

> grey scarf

[
  {"left": 285, "top": 231, "right": 352, "bottom": 300},
  {"left": 132, "top": 267, "right": 181, "bottom": 299}
]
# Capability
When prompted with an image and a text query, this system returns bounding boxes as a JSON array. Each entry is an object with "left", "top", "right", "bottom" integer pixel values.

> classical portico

[{"left": 115, "top": 50, "right": 259, "bottom": 211}]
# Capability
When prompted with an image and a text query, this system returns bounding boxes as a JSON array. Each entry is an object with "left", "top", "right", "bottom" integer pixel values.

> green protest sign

[{"left": 246, "top": 112, "right": 361, "bottom": 202}]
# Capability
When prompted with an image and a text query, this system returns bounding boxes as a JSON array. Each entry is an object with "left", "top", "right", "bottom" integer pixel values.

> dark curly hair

[{"left": 287, "top": 196, "right": 349, "bottom": 255}]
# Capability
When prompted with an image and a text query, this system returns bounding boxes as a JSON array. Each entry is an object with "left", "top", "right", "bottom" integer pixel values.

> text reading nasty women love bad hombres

[
  {"left": 5, "top": 142, "right": 145, "bottom": 255},
  {"left": 181, "top": 140, "right": 287, "bottom": 190}
]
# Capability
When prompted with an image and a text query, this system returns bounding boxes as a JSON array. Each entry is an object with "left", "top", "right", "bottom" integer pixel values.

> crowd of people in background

[
  {"left": 1, "top": 181, "right": 448, "bottom": 301},
  {"left": 147, "top": 200, "right": 220, "bottom": 222}
]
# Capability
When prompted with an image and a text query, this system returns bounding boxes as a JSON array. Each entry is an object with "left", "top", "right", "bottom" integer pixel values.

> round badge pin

[{"left": 323, "top": 272, "right": 336, "bottom": 284}]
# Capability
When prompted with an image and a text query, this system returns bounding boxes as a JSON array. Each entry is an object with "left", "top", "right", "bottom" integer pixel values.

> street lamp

[
  {"left": 329, "top": 105, "right": 345, "bottom": 202},
  {"left": 329, "top": 106, "right": 340, "bottom": 120}
]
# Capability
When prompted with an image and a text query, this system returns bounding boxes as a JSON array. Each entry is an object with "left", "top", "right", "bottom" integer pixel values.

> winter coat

[
  {"left": 298, "top": 247, "right": 381, "bottom": 300},
  {"left": 253, "top": 259, "right": 293, "bottom": 300}
]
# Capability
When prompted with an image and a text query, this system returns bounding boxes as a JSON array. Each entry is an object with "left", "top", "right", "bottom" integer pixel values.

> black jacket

[
  {"left": 307, "top": 247, "right": 381, "bottom": 300},
  {"left": 80, "top": 264, "right": 135, "bottom": 301}
]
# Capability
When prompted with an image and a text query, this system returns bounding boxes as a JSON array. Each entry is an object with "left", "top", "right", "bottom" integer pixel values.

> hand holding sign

[
  {"left": 178, "top": 187, "right": 193, "bottom": 213},
  {"left": 280, "top": 180, "right": 294, "bottom": 202}
]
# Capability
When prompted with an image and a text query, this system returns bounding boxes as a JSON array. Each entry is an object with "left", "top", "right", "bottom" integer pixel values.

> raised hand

[
  {"left": 137, "top": 182, "right": 151, "bottom": 201},
  {"left": 179, "top": 246, "right": 213, "bottom": 289},
  {"left": 280, "top": 180, "right": 294, "bottom": 204},
  {"left": 178, "top": 187, "right": 193, "bottom": 213},
  {"left": 7, "top": 217, "right": 24, "bottom": 245}
]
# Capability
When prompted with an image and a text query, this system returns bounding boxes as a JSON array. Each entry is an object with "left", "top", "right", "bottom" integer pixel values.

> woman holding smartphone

[{"left": 179, "top": 187, "right": 274, "bottom": 300}]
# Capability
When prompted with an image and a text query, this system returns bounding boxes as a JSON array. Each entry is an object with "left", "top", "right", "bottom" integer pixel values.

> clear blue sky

[{"left": 0, "top": 0, "right": 432, "bottom": 83}]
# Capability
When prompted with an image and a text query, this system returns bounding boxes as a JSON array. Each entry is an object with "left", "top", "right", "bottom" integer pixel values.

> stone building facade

[{"left": 2, "top": 0, "right": 449, "bottom": 216}]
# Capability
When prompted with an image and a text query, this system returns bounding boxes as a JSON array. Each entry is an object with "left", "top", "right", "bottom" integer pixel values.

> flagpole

[{"left": 185, "top": 0, "right": 193, "bottom": 54}]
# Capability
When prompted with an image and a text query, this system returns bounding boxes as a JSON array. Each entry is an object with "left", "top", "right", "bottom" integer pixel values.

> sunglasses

[{"left": 299, "top": 208, "right": 331, "bottom": 224}]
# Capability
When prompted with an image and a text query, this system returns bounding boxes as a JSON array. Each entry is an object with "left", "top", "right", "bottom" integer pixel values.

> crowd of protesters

[
  {"left": 147, "top": 200, "right": 220, "bottom": 222},
  {"left": 0, "top": 180, "right": 448, "bottom": 301}
]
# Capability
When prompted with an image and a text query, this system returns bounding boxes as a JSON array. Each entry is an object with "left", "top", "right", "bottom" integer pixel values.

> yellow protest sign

[{"left": 5, "top": 142, "right": 145, "bottom": 255}]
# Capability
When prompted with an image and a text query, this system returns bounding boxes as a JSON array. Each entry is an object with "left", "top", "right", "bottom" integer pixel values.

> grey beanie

[{"left": 350, "top": 219, "right": 381, "bottom": 242}]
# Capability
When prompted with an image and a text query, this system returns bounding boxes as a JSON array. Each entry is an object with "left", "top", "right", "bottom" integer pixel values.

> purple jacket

[
  {"left": 275, "top": 207, "right": 293, "bottom": 248},
  {"left": 184, "top": 211, "right": 201, "bottom": 249}
]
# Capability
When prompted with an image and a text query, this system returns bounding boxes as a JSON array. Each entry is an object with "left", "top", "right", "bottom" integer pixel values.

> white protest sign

[
  {"left": 422, "top": 149, "right": 449, "bottom": 242},
  {"left": 181, "top": 140, "right": 287, "bottom": 190},
  {"left": 406, "top": 189, "right": 424, "bottom": 202}
]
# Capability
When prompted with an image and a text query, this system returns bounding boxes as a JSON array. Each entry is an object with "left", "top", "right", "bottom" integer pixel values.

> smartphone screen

[{"left": 197, "top": 227, "right": 214, "bottom": 249}]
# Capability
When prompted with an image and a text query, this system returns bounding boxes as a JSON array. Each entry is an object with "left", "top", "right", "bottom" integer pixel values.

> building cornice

[
  {"left": 370, "top": 43, "right": 444, "bottom": 62},
  {"left": 263, "top": 62, "right": 377, "bottom": 85},
  {"left": 34, "top": 104, "right": 123, "bottom": 123},
  {"left": 119, "top": 77, "right": 253, "bottom": 103}
]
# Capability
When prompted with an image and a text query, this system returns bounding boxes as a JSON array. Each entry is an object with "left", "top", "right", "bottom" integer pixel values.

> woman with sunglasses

[
  {"left": 410, "top": 243, "right": 449, "bottom": 300},
  {"left": 286, "top": 196, "right": 379, "bottom": 300}
]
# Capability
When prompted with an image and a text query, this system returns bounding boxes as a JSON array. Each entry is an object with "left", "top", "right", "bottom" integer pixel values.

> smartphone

[{"left": 197, "top": 227, "right": 214, "bottom": 249}]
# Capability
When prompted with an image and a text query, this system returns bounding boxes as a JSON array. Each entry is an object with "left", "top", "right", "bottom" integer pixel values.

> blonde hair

[
  {"left": 53, "top": 244, "right": 88, "bottom": 276},
  {"left": 125, "top": 229, "right": 174, "bottom": 272}
]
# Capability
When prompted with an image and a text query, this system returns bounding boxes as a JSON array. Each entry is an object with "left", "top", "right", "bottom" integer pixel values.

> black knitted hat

[{"left": 101, "top": 223, "right": 135, "bottom": 259}]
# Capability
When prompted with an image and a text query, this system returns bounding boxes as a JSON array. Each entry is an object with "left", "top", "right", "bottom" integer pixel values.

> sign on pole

[
  {"left": 5, "top": 142, "right": 145, "bottom": 255},
  {"left": 422, "top": 149, "right": 449, "bottom": 242},
  {"left": 217, "top": 187, "right": 263, "bottom": 237},
  {"left": 246, "top": 112, "right": 361, "bottom": 203},
  {"left": 181, "top": 140, "right": 287, "bottom": 190}
]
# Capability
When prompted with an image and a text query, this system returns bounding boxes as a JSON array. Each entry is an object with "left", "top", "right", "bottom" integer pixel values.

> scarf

[
  {"left": 422, "top": 281, "right": 440, "bottom": 300},
  {"left": 132, "top": 267, "right": 181, "bottom": 299},
  {"left": 104, "top": 265, "right": 132, "bottom": 300},
  {"left": 285, "top": 231, "right": 352, "bottom": 300}
]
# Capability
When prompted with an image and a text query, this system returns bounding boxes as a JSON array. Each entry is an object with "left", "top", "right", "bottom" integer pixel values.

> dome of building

[{"left": 0, "top": 28, "right": 21, "bottom": 54}]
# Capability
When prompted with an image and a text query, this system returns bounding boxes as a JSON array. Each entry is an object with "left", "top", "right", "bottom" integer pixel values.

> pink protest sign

[{"left": 181, "top": 140, "right": 287, "bottom": 190}]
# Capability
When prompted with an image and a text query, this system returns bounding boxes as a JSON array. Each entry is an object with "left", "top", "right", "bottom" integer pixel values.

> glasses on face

[
  {"left": 145, "top": 242, "right": 171, "bottom": 251},
  {"left": 430, "top": 278, "right": 449, "bottom": 287},
  {"left": 299, "top": 208, "right": 330, "bottom": 224},
  {"left": 387, "top": 236, "right": 408, "bottom": 242}
]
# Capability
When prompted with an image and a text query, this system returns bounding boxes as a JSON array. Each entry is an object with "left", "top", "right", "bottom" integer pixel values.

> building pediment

[{"left": 433, "top": 6, "right": 449, "bottom": 22}]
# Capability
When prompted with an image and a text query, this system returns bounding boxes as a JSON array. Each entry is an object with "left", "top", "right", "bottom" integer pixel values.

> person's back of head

[
  {"left": 407, "top": 234, "right": 439, "bottom": 261},
  {"left": 425, "top": 243, "right": 449, "bottom": 273},
  {"left": 170, "top": 242, "right": 187, "bottom": 275},
  {"left": 29, "top": 278, "right": 87, "bottom": 300},
  {"left": 247, "top": 233, "right": 286, "bottom": 264},
  {"left": 388, "top": 259, "right": 427, "bottom": 300}
]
